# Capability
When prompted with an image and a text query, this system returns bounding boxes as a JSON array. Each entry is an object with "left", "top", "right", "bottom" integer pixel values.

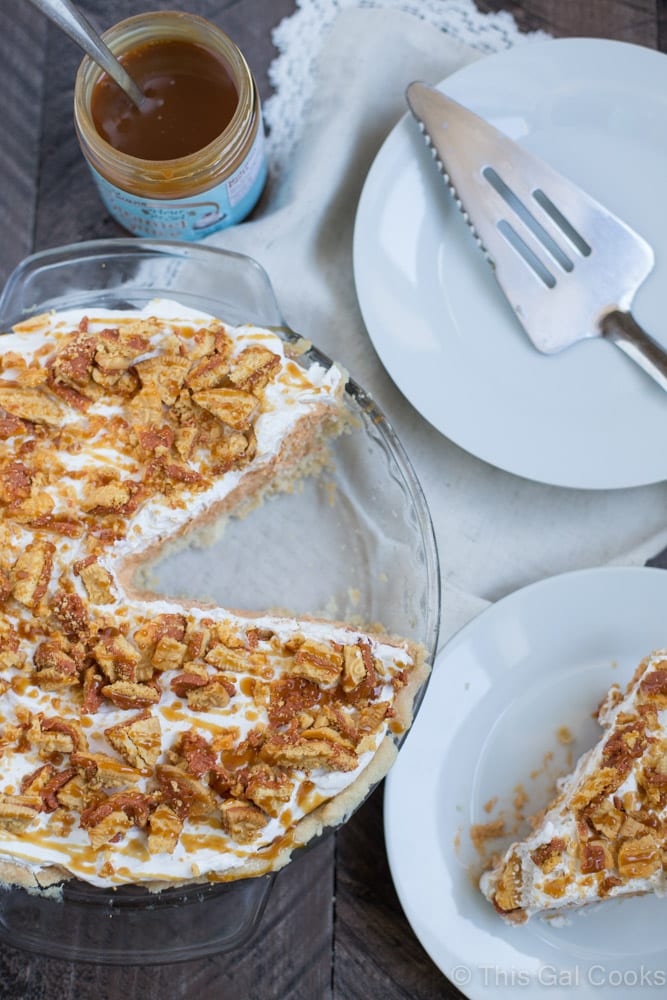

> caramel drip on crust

[{"left": 0, "top": 306, "right": 414, "bottom": 886}]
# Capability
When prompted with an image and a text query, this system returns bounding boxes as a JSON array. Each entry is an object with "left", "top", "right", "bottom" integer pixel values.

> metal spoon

[{"left": 26, "top": 0, "right": 147, "bottom": 109}]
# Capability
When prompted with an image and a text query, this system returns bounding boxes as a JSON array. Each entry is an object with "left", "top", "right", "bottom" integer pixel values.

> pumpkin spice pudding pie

[
  {"left": 482, "top": 649, "right": 667, "bottom": 922},
  {"left": 0, "top": 300, "right": 427, "bottom": 891}
]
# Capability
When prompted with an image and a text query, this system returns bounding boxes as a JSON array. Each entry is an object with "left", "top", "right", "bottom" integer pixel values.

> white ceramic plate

[
  {"left": 353, "top": 39, "right": 667, "bottom": 489},
  {"left": 384, "top": 566, "right": 667, "bottom": 999}
]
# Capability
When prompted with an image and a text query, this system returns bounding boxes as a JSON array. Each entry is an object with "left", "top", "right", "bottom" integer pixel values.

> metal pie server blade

[{"left": 406, "top": 81, "right": 667, "bottom": 391}]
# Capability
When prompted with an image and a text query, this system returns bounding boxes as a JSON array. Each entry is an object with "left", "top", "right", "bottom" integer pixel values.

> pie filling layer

[{"left": 0, "top": 300, "right": 424, "bottom": 889}]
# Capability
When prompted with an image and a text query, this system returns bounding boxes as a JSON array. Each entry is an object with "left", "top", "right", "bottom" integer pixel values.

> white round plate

[
  {"left": 384, "top": 566, "right": 667, "bottom": 999},
  {"left": 353, "top": 39, "right": 667, "bottom": 489}
]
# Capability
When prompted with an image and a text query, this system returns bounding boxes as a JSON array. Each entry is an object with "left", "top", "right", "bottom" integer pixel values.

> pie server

[{"left": 406, "top": 81, "right": 667, "bottom": 391}]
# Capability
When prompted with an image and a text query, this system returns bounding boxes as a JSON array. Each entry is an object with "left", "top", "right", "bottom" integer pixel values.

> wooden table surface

[{"left": 0, "top": 2, "right": 665, "bottom": 998}]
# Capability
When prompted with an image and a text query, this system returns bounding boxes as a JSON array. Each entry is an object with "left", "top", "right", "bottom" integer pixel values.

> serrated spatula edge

[{"left": 406, "top": 81, "right": 494, "bottom": 265}]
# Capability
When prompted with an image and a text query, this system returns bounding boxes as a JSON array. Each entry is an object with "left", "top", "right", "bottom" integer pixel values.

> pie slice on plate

[{"left": 482, "top": 649, "right": 667, "bottom": 922}]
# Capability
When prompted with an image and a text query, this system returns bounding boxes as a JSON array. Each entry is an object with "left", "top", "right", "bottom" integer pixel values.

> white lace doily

[{"left": 264, "top": 0, "right": 549, "bottom": 176}]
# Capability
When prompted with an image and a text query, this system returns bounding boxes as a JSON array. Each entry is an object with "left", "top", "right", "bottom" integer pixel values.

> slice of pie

[
  {"left": 0, "top": 300, "right": 428, "bottom": 891},
  {"left": 481, "top": 649, "right": 667, "bottom": 922}
]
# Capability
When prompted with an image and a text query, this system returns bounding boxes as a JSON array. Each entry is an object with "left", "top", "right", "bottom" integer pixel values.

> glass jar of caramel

[{"left": 74, "top": 11, "right": 267, "bottom": 240}]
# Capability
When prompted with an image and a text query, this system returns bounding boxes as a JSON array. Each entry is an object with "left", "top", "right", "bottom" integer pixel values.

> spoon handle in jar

[{"left": 25, "top": 0, "right": 147, "bottom": 109}]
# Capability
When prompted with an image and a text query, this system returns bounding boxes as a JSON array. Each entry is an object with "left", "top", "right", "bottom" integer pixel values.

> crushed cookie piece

[
  {"left": 228, "top": 345, "right": 281, "bottom": 394},
  {"left": 81, "top": 667, "right": 105, "bottom": 715},
  {"left": 192, "top": 387, "right": 258, "bottom": 430},
  {"left": 147, "top": 803, "right": 183, "bottom": 854},
  {"left": 176, "top": 731, "right": 216, "bottom": 777},
  {"left": 291, "top": 639, "right": 344, "bottom": 687},
  {"left": 493, "top": 853, "right": 523, "bottom": 912},
  {"left": 135, "top": 354, "right": 190, "bottom": 405},
  {"left": 83, "top": 809, "right": 133, "bottom": 851},
  {"left": 82, "top": 481, "right": 131, "bottom": 514},
  {"left": 639, "top": 668, "right": 667, "bottom": 707},
  {"left": 77, "top": 560, "right": 115, "bottom": 604},
  {"left": 155, "top": 764, "right": 216, "bottom": 820},
  {"left": 530, "top": 837, "right": 566, "bottom": 874},
  {"left": 0, "top": 460, "right": 32, "bottom": 505},
  {"left": 102, "top": 680, "right": 161, "bottom": 710},
  {"left": 0, "top": 794, "right": 41, "bottom": 833},
  {"left": 219, "top": 798, "right": 268, "bottom": 844},
  {"left": 342, "top": 644, "right": 367, "bottom": 692},
  {"left": 127, "top": 384, "right": 164, "bottom": 428},
  {"left": 580, "top": 839, "right": 613, "bottom": 874},
  {"left": 617, "top": 834, "right": 661, "bottom": 879},
  {"left": 93, "top": 633, "right": 141, "bottom": 683},
  {"left": 55, "top": 774, "right": 100, "bottom": 812},
  {"left": 105, "top": 711, "right": 161, "bottom": 770},
  {"left": 49, "top": 332, "right": 96, "bottom": 392},
  {"left": 588, "top": 800, "right": 624, "bottom": 839},
  {"left": 71, "top": 751, "right": 141, "bottom": 789},
  {"left": 0, "top": 387, "right": 62, "bottom": 426},
  {"left": 52, "top": 591, "right": 89, "bottom": 639},
  {"left": 11, "top": 538, "right": 55, "bottom": 608},
  {"left": 134, "top": 614, "right": 186, "bottom": 651},
  {"left": 245, "top": 764, "right": 294, "bottom": 818},
  {"left": 260, "top": 728, "right": 358, "bottom": 773},
  {"left": 152, "top": 635, "right": 187, "bottom": 672},
  {"left": 184, "top": 352, "right": 230, "bottom": 391},
  {"left": 28, "top": 714, "right": 87, "bottom": 755},
  {"left": 186, "top": 677, "right": 236, "bottom": 711}
]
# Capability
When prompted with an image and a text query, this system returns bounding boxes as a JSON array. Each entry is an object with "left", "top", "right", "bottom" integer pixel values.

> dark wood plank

[
  {"left": 0, "top": 5, "right": 47, "bottom": 288},
  {"left": 475, "top": 0, "right": 659, "bottom": 47},
  {"left": 334, "top": 788, "right": 464, "bottom": 1000},
  {"left": 659, "top": 0, "right": 667, "bottom": 50}
]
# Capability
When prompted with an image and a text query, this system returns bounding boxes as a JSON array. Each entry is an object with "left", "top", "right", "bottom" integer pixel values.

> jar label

[{"left": 88, "top": 124, "right": 267, "bottom": 240}]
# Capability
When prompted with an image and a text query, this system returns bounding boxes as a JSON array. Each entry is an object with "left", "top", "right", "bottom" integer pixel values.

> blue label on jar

[{"left": 88, "top": 124, "right": 267, "bottom": 240}]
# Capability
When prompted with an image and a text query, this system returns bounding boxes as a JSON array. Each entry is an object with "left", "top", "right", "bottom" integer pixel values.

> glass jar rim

[{"left": 74, "top": 11, "right": 258, "bottom": 191}]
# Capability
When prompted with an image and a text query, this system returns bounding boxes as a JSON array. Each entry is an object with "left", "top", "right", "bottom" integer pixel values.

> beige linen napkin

[{"left": 203, "top": 7, "right": 667, "bottom": 649}]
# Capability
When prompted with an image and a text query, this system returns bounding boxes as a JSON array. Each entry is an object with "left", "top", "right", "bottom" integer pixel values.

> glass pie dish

[{"left": 0, "top": 239, "right": 440, "bottom": 964}]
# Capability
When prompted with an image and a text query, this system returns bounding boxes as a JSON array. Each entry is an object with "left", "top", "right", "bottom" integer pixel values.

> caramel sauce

[
  {"left": 181, "top": 831, "right": 238, "bottom": 856},
  {"left": 220, "top": 747, "right": 255, "bottom": 770},
  {"left": 280, "top": 364, "right": 316, "bottom": 391},
  {"left": 159, "top": 705, "right": 188, "bottom": 724},
  {"left": 542, "top": 876, "right": 570, "bottom": 899},
  {"left": 117, "top": 837, "right": 150, "bottom": 862},
  {"left": 11, "top": 676, "right": 28, "bottom": 696},
  {"left": 295, "top": 780, "right": 327, "bottom": 815},
  {"left": 7, "top": 830, "right": 98, "bottom": 875},
  {"left": 240, "top": 676, "right": 255, "bottom": 697},
  {"left": 159, "top": 704, "right": 229, "bottom": 737},
  {"left": 296, "top": 780, "right": 316, "bottom": 807},
  {"left": 280, "top": 809, "right": 293, "bottom": 828},
  {"left": 91, "top": 39, "right": 239, "bottom": 160}
]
